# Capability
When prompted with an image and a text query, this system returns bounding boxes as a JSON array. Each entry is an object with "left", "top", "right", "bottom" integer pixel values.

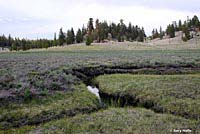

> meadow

[
  {"left": 0, "top": 43, "right": 200, "bottom": 133},
  {"left": 96, "top": 74, "right": 200, "bottom": 120}
]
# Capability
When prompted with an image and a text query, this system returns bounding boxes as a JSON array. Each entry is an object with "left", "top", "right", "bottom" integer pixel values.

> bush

[
  {"left": 50, "top": 82, "right": 61, "bottom": 90},
  {"left": 24, "top": 88, "right": 32, "bottom": 101},
  {"left": 182, "top": 37, "right": 188, "bottom": 42},
  {"left": 40, "top": 88, "right": 48, "bottom": 96},
  {"left": 86, "top": 35, "right": 93, "bottom": 46}
]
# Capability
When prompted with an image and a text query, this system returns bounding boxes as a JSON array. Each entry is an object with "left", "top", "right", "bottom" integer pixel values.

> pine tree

[
  {"left": 135, "top": 25, "right": 139, "bottom": 40},
  {"left": 138, "top": 29, "right": 144, "bottom": 42},
  {"left": 131, "top": 26, "right": 137, "bottom": 41},
  {"left": 159, "top": 26, "right": 164, "bottom": 39},
  {"left": 53, "top": 33, "right": 58, "bottom": 46},
  {"left": 119, "top": 19, "right": 126, "bottom": 42},
  {"left": 142, "top": 27, "right": 146, "bottom": 40},
  {"left": 178, "top": 20, "right": 182, "bottom": 30},
  {"left": 192, "top": 15, "right": 200, "bottom": 28},
  {"left": 166, "top": 25, "right": 175, "bottom": 38},
  {"left": 127, "top": 23, "right": 132, "bottom": 41},
  {"left": 58, "top": 28, "right": 65, "bottom": 46},
  {"left": 99, "top": 21, "right": 109, "bottom": 42},
  {"left": 82, "top": 25, "right": 87, "bottom": 37},
  {"left": 86, "top": 35, "right": 92, "bottom": 46},
  {"left": 71, "top": 28, "right": 75, "bottom": 44},
  {"left": 76, "top": 28, "right": 83, "bottom": 43},
  {"left": 174, "top": 21, "right": 179, "bottom": 31},
  {"left": 11, "top": 42, "right": 17, "bottom": 51},
  {"left": 88, "top": 18, "right": 94, "bottom": 35},
  {"left": 54, "top": 33, "right": 57, "bottom": 41},
  {"left": 0, "top": 35, "right": 7, "bottom": 47},
  {"left": 22, "top": 39, "right": 27, "bottom": 51},
  {"left": 170, "top": 24, "right": 175, "bottom": 38},
  {"left": 152, "top": 28, "right": 159, "bottom": 39},
  {"left": 95, "top": 19, "right": 100, "bottom": 42},
  {"left": 110, "top": 23, "right": 117, "bottom": 39},
  {"left": 8, "top": 34, "right": 12, "bottom": 47},
  {"left": 182, "top": 25, "right": 190, "bottom": 41},
  {"left": 66, "top": 30, "right": 72, "bottom": 44}
]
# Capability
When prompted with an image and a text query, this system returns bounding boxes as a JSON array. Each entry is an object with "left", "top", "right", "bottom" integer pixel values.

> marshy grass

[
  {"left": 3, "top": 108, "right": 199, "bottom": 134},
  {"left": 0, "top": 84, "right": 100, "bottom": 130},
  {"left": 96, "top": 74, "right": 200, "bottom": 120}
]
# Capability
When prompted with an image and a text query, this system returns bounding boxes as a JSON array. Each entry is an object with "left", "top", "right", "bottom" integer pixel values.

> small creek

[
  {"left": 87, "top": 86, "right": 102, "bottom": 104},
  {"left": 87, "top": 84, "right": 135, "bottom": 108}
]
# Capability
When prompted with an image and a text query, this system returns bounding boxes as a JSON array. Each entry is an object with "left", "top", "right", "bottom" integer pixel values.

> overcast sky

[{"left": 0, "top": 0, "right": 199, "bottom": 39}]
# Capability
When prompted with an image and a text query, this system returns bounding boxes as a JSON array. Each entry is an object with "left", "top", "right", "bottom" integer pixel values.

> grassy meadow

[
  {"left": 0, "top": 43, "right": 200, "bottom": 133},
  {"left": 96, "top": 74, "right": 200, "bottom": 120}
]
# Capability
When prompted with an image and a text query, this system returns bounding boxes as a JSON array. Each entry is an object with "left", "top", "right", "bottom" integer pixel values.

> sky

[{"left": 0, "top": 0, "right": 199, "bottom": 39}]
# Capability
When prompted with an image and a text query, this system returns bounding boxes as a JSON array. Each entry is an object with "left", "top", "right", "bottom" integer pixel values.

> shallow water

[{"left": 87, "top": 86, "right": 101, "bottom": 100}]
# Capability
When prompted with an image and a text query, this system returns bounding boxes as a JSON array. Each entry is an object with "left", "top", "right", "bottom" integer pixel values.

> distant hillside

[
  {"left": 151, "top": 15, "right": 200, "bottom": 42},
  {"left": 151, "top": 31, "right": 200, "bottom": 45}
]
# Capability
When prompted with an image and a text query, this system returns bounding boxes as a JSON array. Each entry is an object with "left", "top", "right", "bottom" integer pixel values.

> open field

[
  {"left": 1, "top": 48, "right": 200, "bottom": 102},
  {"left": 26, "top": 41, "right": 200, "bottom": 52},
  {"left": 0, "top": 43, "right": 200, "bottom": 133}
]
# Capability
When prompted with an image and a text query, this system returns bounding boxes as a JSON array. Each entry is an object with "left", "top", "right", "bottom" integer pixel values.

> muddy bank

[
  {"left": 65, "top": 65, "right": 200, "bottom": 85},
  {"left": 66, "top": 65, "right": 200, "bottom": 120}
]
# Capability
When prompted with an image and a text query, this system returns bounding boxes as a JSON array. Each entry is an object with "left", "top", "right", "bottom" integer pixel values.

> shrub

[
  {"left": 40, "top": 88, "right": 48, "bottom": 96},
  {"left": 50, "top": 82, "right": 61, "bottom": 90},
  {"left": 182, "top": 37, "right": 188, "bottom": 42},
  {"left": 86, "top": 35, "right": 93, "bottom": 46},
  {"left": 24, "top": 88, "right": 32, "bottom": 101}
]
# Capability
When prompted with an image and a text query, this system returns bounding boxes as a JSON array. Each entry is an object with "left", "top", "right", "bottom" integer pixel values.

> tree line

[
  {"left": 0, "top": 35, "right": 58, "bottom": 51},
  {"left": 151, "top": 15, "right": 200, "bottom": 41},
  {"left": 0, "top": 18, "right": 146, "bottom": 51},
  {"left": 59, "top": 18, "right": 146, "bottom": 46},
  {"left": 1, "top": 15, "right": 199, "bottom": 51}
]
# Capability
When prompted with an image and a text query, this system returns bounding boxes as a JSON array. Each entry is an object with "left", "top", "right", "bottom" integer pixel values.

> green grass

[
  {"left": 2, "top": 108, "right": 199, "bottom": 134},
  {"left": 2, "top": 49, "right": 200, "bottom": 100},
  {"left": 1, "top": 45, "right": 200, "bottom": 133},
  {"left": 0, "top": 84, "right": 100, "bottom": 130},
  {"left": 96, "top": 74, "right": 200, "bottom": 120}
]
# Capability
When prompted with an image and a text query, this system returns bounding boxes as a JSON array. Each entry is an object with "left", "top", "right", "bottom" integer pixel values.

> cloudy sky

[{"left": 0, "top": 0, "right": 199, "bottom": 39}]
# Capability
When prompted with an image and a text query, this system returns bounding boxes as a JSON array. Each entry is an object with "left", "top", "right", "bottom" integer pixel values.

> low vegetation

[
  {"left": 0, "top": 84, "right": 100, "bottom": 130},
  {"left": 96, "top": 74, "right": 200, "bottom": 120},
  {"left": 2, "top": 108, "right": 199, "bottom": 134},
  {"left": 0, "top": 44, "right": 200, "bottom": 133}
]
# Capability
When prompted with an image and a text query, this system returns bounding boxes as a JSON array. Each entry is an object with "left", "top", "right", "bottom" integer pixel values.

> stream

[{"left": 87, "top": 86, "right": 102, "bottom": 104}]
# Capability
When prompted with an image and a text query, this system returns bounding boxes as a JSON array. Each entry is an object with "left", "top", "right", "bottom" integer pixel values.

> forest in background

[{"left": 0, "top": 15, "right": 199, "bottom": 51}]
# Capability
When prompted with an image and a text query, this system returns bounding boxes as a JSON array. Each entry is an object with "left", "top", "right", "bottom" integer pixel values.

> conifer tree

[
  {"left": 95, "top": 19, "right": 100, "bottom": 42},
  {"left": 127, "top": 23, "right": 132, "bottom": 41},
  {"left": 178, "top": 20, "right": 182, "bottom": 30},
  {"left": 88, "top": 18, "right": 94, "bottom": 35},
  {"left": 53, "top": 33, "right": 58, "bottom": 46},
  {"left": 192, "top": 15, "right": 200, "bottom": 28},
  {"left": 159, "top": 26, "right": 164, "bottom": 39},
  {"left": 182, "top": 25, "right": 190, "bottom": 41},
  {"left": 76, "top": 28, "right": 83, "bottom": 43},
  {"left": 11, "top": 42, "right": 17, "bottom": 51},
  {"left": 82, "top": 25, "right": 87, "bottom": 37},
  {"left": 66, "top": 30, "right": 72, "bottom": 45},
  {"left": 86, "top": 35, "right": 92, "bottom": 46},
  {"left": 71, "top": 28, "right": 75, "bottom": 44},
  {"left": 166, "top": 25, "right": 175, "bottom": 38},
  {"left": 8, "top": 34, "right": 12, "bottom": 47},
  {"left": 58, "top": 28, "right": 65, "bottom": 46}
]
